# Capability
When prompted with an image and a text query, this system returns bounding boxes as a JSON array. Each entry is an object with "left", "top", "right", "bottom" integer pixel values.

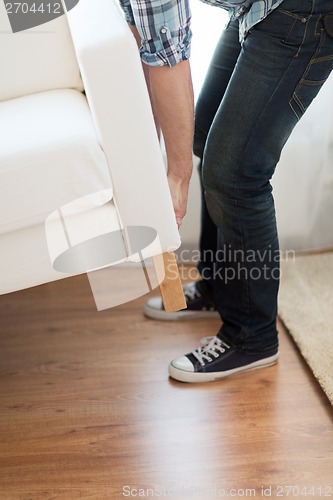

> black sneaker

[
  {"left": 144, "top": 282, "right": 219, "bottom": 321},
  {"left": 169, "top": 336, "right": 279, "bottom": 383}
]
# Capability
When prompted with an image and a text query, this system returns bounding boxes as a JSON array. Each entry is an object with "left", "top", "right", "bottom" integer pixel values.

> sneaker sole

[
  {"left": 144, "top": 304, "right": 220, "bottom": 321},
  {"left": 168, "top": 352, "right": 279, "bottom": 383}
]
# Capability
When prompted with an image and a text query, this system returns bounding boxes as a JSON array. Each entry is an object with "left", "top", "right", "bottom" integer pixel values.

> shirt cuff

[
  {"left": 140, "top": 24, "right": 192, "bottom": 67},
  {"left": 118, "top": 0, "right": 135, "bottom": 25}
]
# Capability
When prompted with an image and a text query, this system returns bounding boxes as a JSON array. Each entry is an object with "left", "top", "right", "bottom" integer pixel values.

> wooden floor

[{"left": 0, "top": 270, "right": 332, "bottom": 500}]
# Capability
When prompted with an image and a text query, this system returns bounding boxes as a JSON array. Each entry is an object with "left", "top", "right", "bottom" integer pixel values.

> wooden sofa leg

[{"left": 152, "top": 252, "right": 187, "bottom": 312}]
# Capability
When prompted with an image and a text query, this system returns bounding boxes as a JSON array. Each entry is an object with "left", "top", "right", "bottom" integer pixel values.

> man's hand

[{"left": 167, "top": 172, "right": 191, "bottom": 228}]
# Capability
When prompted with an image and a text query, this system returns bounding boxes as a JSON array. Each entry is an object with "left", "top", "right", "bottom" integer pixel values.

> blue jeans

[{"left": 194, "top": 0, "right": 333, "bottom": 351}]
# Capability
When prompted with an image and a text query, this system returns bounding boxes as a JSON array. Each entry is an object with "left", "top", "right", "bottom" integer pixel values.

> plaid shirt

[{"left": 119, "top": 0, "right": 284, "bottom": 67}]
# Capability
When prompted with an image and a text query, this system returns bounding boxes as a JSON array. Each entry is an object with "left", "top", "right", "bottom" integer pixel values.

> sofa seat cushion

[{"left": 0, "top": 89, "right": 112, "bottom": 235}]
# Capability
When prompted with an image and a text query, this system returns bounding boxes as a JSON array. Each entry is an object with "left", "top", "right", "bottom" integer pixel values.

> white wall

[{"left": 272, "top": 72, "right": 333, "bottom": 252}]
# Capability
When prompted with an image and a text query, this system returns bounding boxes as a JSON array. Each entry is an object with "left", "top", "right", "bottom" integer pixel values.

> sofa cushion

[
  {"left": 0, "top": 89, "right": 112, "bottom": 234},
  {"left": 0, "top": 2, "right": 83, "bottom": 102}
]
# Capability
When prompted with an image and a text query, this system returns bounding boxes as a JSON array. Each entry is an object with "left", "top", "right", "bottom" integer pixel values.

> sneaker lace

[{"left": 192, "top": 336, "right": 230, "bottom": 366}]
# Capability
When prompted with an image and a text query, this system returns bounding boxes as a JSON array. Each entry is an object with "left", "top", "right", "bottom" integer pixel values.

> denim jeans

[{"left": 194, "top": 0, "right": 333, "bottom": 351}]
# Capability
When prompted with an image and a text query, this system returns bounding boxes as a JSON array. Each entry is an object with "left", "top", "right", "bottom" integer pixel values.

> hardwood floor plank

[{"left": 0, "top": 270, "right": 332, "bottom": 499}]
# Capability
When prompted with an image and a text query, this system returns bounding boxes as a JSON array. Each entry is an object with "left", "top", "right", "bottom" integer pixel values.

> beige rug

[{"left": 279, "top": 252, "right": 333, "bottom": 405}]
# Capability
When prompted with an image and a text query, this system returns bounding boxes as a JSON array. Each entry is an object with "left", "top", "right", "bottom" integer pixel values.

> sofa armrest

[{"left": 63, "top": 0, "right": 181, "bottom": 254}]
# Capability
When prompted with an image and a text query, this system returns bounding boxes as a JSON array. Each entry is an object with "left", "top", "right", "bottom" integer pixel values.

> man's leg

[
  {"left": 170, "top": 0, "right": 333, "bottom": 381},
  {"left": 195, "top": 20, "right": 241, "bottom": 296},
  {"left": 144, "top": 21, "right": 241, "bottom": 320}
]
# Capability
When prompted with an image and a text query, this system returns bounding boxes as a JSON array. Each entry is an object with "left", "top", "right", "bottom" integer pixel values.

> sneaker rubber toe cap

[
  {"left": 170, "top": 356, "right": 194, "bottom": 373},
  {"left": 145, "top": 297, "right": 163, "bottom": 311}
]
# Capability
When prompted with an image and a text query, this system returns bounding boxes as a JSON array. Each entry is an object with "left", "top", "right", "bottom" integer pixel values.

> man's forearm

[
  {"left": 129, "top": 24, "right": 193, "bottom": 164},
  {"left": 149, "top": 61, "right": 194, "bottom": 181},
  {"left": 129, "top": 24, "right": 194, "bottom": 226},
  {"left": 149, "top": 61, "right": 194, "bottom": 226}
]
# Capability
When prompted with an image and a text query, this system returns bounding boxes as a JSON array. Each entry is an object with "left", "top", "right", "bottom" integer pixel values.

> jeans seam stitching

[
  {"left": 277, "top": 8, "right": 305, "bottom": 21},
  {"left": 294, "top": 17, "right": 309, "bottom": 58},
  {"left": 288, "top": 99, "right": 302, "bottom": 120},
  {"left": 292, "top": 29, "right": 327, "bottom": 112}
]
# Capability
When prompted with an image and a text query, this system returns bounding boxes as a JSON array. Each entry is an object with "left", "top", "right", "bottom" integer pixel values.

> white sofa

[{"left": 0, "top": 0, "right": 182, "bottom": 306}]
